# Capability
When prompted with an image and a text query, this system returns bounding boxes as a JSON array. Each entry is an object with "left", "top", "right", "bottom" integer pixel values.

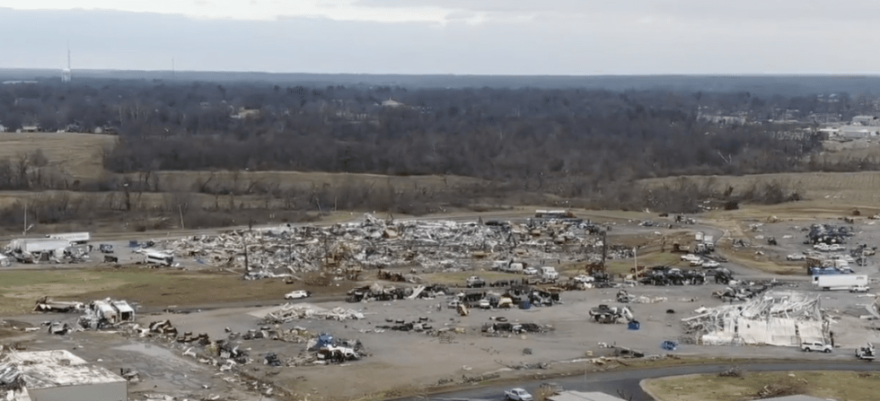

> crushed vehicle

[
  {"left": 99, "top": 244, "right": 114, "bottom": 253},
  {"left": 589, "top": 304, "right": 635, "bottom": 324},
  {"left": 856, "top": 343, "right": 875, "bottom": 361}
]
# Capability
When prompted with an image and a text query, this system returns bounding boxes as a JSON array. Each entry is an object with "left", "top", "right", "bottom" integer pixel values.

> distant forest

[{"left": 1, "top": 76, "right": 879, "bottom": 215}]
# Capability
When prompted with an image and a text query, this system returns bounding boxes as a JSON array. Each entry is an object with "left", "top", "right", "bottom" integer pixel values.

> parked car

[
  {"left": 523, "top": 267, "right": 538, "bottom": 275},
  {"left": 504, "top": 388, "right": 533, "bottom": 401},
  {"left": 801, "top": 341, "right": 832, "bottom": 353},
  {"left": 478, "top": 299, "right": 491, "bottom": 309},
  {"left": 466, "top": 276, "right": 486, "bottom": 288},
  {"left": 99, "top": 244, "right": 114, "bottom": 254},
  {"left": 701, "top": 260, "right": 720, "bottom": 269},
  {"left": 661, "top": 340, "right": 678, "bottom": 351},
  {"left": 573, "top": 275, "right": 595, "bottom": 283},
  {"left": 786, "top": 253, "right": 806, "bottom": 261},
  {"left": 284, "top": 290, "right": 311, "bottom": 300}
]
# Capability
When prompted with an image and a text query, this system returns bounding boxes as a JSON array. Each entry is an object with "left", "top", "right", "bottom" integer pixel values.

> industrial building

[{"left": 3, "top": 350, "right": 126, "bottom": 401}]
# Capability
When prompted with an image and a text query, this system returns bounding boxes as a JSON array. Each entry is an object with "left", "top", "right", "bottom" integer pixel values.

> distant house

[
  {"left": 381, "top": 99, "right": 405, "bottom": 108},
  {"left": 852, "top": 115, "right": 879, "bottom": 126},
  {"left": 230, "top": 107, "right": 260, "bottom": 119},
  {"left": 20, "top": 124, "right": 40, "bottom": 133}
]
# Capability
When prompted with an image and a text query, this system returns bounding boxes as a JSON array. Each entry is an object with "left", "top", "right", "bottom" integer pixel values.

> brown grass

[
  {"left": 644, "top": 371, "right": 880, "bottom": 401},
  {"left": 641, "top": 172, "right": 880, "bottom": 207},
  {"left": 0, "top": 132, "right": 116, "bottom": 179},
  {"left": 0, "top": 268, "right": 360, "bottom": 315}
]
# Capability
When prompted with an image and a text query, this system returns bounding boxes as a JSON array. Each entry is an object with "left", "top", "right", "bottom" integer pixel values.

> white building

[
  {"left": 4, "top": 350, "right": 127, "bottom": 401},
  {"left": 852, "top": 115, "right": 878, "bottom": 126},
  {"left": 840, "top": 125, "right": 878, "bottom": 139}
]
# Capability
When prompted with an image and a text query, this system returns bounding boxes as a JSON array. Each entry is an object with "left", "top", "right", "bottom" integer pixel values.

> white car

[
  {"left": 801, "top": 341, "right": 832, "bottom": 353},
  {"left": 573, "top": 275, "right": 595, "bottom": 283},
  {"left": 851, "top": 285, "right": 870, "bottom": 293},
  {"left": 681, "top": 254, "right": 700, "bottom": 262},
  {"left": 523, "top": 267, "right": 539, "bottom": 275},
  {"left": 505, "top": 388, "right": 533, "bottom": 401},
  {"left": 478, "top": 299, "right": 491, "bottom": 309},
  {"left": 701, "top": 260, "right": 720, "bottom": 269},
  {"left": 786, "top": 254, "right": 806, "bottom": 261},
  {"left": 284, "top": 290, "right": 311, "bottom": 300}
]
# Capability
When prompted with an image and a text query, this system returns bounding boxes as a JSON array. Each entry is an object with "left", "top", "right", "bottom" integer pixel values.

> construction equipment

[
  {"left": 589, "top": 304, "right": 635, "bottom": 324},
  {"left": 856, "top": 343, "right": 875, "bottom": 361},
  {"left": 767, "top": 237, "right": 778, "bottom": 246}
]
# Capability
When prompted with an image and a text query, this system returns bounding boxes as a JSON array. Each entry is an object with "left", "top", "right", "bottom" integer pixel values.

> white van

[{"left": 145, "top": 251, "right": 174, "bottom": 266}]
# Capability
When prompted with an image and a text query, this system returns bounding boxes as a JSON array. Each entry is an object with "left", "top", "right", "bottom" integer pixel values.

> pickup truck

[
  {"left": 851, "top": 284, "right": 870, "bottom": 293},
  {"left": 466, "top": 276, "right": 486, "bottom": 288}
]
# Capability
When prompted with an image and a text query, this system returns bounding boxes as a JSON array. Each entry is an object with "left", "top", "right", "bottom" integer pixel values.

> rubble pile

[
  {"left": 158, "top": 214, "right": 608, "bottom": 279},
  {"left": 33, "top": 297, "right": 84, "bottom": 313},
  {"left": 376, "top": 317, "right": 433, "bottom": 332},
  {"left": 807, "top": 224, "right": 852, "bottom": 245},
  {"left": 481, "top": 322, "right": 552, "bottom": 335},
  {"left": 260, "top": 304, "right": 364, "bottom": 324},
  {"left": 682, "top": 291, "right": 829, "bottom": 346}
]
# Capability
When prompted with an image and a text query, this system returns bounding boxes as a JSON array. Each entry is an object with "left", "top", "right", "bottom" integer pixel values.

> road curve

[{"left": 397, "top": 360, "right": 880, "bottom": 401}]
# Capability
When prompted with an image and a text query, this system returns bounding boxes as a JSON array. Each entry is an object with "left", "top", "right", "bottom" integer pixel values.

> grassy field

[
  {"left": 643, "top": 371, "right": 880, "bottom": 401},
  {"left": 0, "top": 268, "right": 359, "bottom": 315},
  {"left": 0, "top": 132, "right": 116, "bottom": 179},
  {"left": 641, "top": 171, "right": 880, "bottom": 206}
]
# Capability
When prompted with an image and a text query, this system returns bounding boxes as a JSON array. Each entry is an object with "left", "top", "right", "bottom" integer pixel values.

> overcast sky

[{"left": 2, "top": 1, "right": 879, "bottom": 74}]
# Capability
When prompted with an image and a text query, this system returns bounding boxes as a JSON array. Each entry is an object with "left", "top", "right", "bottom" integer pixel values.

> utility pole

[
  {"left": 178, "top": 204, "right": 185, "bottom": 230},
  {"left": 23, "top": 203, "right": 27, "bottom": 236},
  {"left": 601, "top": 230, "right": 607, "bottom": 270}
]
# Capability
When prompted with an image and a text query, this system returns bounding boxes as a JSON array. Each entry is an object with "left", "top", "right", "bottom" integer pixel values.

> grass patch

[
  {"left": 0, "top": 268, "right": 359, "bottom": 315},
  {"left": 644, "top": 371, "right": 880, "bottom": 401}
]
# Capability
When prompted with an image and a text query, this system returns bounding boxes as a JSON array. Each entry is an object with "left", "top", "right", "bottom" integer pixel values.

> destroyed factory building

[{"left": 682, "top": 291, "right": 829, "bottom": 347}]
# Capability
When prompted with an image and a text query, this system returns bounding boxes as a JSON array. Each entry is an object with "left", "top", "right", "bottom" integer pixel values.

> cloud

[{"left": 1, "top": 5, "right": 879, "bottom": 75}]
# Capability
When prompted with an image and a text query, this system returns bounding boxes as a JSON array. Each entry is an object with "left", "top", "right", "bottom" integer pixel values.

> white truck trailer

[
  {"left": 812, "top": 274, "right": 868, "bottom": 291},
  {"left": 47, "top": 232, "right": 90, "bottom": 244}
]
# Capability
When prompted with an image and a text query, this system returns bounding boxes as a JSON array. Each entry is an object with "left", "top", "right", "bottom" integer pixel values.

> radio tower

[{"left": 61, "top": 43, "right": 71, "bottom": 83}]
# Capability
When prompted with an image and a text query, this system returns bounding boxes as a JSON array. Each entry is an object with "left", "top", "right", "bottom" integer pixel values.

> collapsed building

[
  {"left": 806, "top": 224, "right": 852, "bottom": 245},
  {"left": 0, "top": 350, "right": 127, "bottom": 401},
  {"left": 157, "top": 214, "right": 610, "bottom": 279},
  {"left": 682, "top": 291, "right": 829, "bottom": 347}
]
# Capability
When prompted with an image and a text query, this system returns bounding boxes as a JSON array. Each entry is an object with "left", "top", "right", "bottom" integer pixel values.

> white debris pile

[
  {"left": 681, "top": 291, "right": 829, "bottom": 347},
  {"left": 261, "top": 304, "right": 364, "bottom": 324},
  {"left": 158, "top": 214, "right": 603, "bottom": 279}
]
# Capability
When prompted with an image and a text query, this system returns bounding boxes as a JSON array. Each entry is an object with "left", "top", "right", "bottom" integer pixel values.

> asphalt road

[{"left": 403, "top": 361, "right": 880, "bottom": 401}]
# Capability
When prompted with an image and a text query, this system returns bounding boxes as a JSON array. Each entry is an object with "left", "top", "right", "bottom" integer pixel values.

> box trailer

[
  {"left": 812, "top": 274, "right": 868, "bottom": 290},
  {"left": 11, "top": 239, "right": 71, "bottom": 254},
  {"left": 47, "top": 232, "right": 90, "bottom": 244}
]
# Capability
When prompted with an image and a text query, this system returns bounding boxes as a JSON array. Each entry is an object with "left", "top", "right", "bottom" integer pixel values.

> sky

[{"left": 1, "top": 0, "right": 880, "bottom": 74}]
